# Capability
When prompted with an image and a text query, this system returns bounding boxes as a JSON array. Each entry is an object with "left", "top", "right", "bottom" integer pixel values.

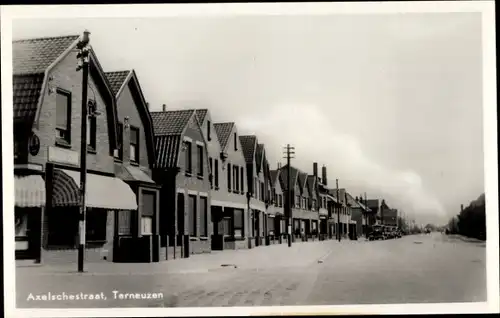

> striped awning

[
  {"left": 52, "top": 169, "right": 138, "bottom": 210},
  {"left": 15, "top": 175, "right": 46, "bottom": 207}
]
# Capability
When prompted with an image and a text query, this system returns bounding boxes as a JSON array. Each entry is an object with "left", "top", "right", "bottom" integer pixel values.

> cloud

[{"left": 238, "top": 103, "right": 446, "bottom": 222}]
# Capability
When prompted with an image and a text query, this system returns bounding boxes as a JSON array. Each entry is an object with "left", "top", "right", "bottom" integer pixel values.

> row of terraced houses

[{"left": 13, "top": 34, "right": 396, "bottom": 265}]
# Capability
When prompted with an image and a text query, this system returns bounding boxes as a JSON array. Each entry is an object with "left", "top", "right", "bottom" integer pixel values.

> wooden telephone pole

[{"left": 283, "top": 144, "right": 295, "bottom": 247}]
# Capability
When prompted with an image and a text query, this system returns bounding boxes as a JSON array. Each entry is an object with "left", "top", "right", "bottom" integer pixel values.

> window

[
  {"left": 188, "top": 195, "right": 197, "bottom": 236},
  {"left": 87, "top": 113, "right": 97, "bottom": 150},
  {"left": 56, "top": 89, "right": 71, "bottom": 144},
  {"left": 227, "top": 163, "right": 232, "bottom": 191},
  {"left": 234, "top": 132, "right": 238, "bottom": 151},
  {"left": 240, "top": 167, "right": 244, "bottom": 194},
  {"left": 117, "top": 210, "right": 132, "bottom": 235},
  {"left": 85, "top": 208, "right": 107, "bottom": 242},
  {"left": 214, "top": 159, "right": 219, "bottom": 188},
  {"left": 184, "top": 141, "right": 192, "bottom": 174},
  {"left": 260, "top": 182, "right": 264, "bottom": 202},
  {"left": 177, "top": 193, "right": 185, "bottom": 235},
  {"left": 234, "top": 209, "right": 244, "bottom": 238},
  {"left": 234, "top": 165, "right": 238, "bottom": 192},
  {"left": 254, "top": 178, "right": 258, "bottom": 198},
  {"left": 197, "top": 144, "right": 203, "bottom": 177},
  {"left": 312, "top": 199, "right": 317, "bottom": 211},
  {"left": 279, "top": 194, "right": 283, "bottom": 207},
  {"left": 141, "top": 217, "right": 153, "bottom": 235},
  {"left": 267, "top": 216, "right": 275, "bottom": 235},
  {"left": 130, "top": 126, "right": 139, "bottom": 163},
  {"left": 223, "top": 217, "right": 232, "bottom": 236},
  {"left": 200, "top": 196, "right": 208, "bottom": 237},
  {"left": 295, "top": 195, "right": 300, "bottom": 208},
  {"left": 207, "top": 120, "right": 211, "bottom": 141},
  {"left": 114, "top": 122, "right": 123, "bottom": 160},
  {"left": 209, "top": 157, "right": 213, "bottom": 188}
]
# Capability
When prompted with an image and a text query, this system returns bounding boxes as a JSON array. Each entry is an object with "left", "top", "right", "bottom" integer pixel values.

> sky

[{"left": 11, "top": 12, "right": 485, "bottom": 226}]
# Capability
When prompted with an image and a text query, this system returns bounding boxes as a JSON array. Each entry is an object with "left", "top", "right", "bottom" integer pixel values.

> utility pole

[
  {"left": 283, "top": 144, "right": 295, "bottom": 247},
  {"left": 76, "top": 30, "right": 91, "bottom": 273},
  {"left": 336, "top": 179, "right": 341, "bottom": 242}
]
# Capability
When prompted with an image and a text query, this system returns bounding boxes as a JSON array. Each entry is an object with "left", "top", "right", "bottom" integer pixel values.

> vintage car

[{"left": 368, "top": 225, "right": 386, "bottom": 241}]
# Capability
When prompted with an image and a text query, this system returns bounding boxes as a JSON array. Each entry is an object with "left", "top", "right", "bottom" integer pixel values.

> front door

[{"left": 254, "top": 211, "right": 260, "bottom": 246}]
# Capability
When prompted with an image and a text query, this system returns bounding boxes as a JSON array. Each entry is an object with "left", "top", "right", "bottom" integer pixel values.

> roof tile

[
  {"left": 214, "top": 122, "right": 234, "bottom": 150},
  {"left": 195, "top": 109, "right": 208, "bottom": 124},
  {"left": 105, "top": 70, "right": 130, "bottom": 95},
  {"left": 13, "top": 35, "right": 79, "bottom": 75},
  {"left": 239, "top": 135, "right": 257, "bottom": 164},
  {"left": 13, "top": 74, "right": 44, "bottom": 123},
  {"left": 154, "top": 135, "right": 182, "bottom": 169},
  {"left": 151, "top": 109, "right": 195, "bottom": 136}
]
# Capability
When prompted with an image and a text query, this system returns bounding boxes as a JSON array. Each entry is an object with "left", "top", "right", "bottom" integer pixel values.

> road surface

[{"left": 15, "top": 233, "right": 486, "bottom": 308}]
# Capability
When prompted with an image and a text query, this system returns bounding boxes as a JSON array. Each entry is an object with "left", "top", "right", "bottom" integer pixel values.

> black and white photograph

[{"left": 2, "top": 2, "right": 498, "bottom": 317}]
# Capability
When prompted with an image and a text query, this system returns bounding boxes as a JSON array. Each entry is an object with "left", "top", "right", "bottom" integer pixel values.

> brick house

[
  {"left": 365, "top": 199, "right": 381, "bottom": 232},
  {"left": 269, "top": 167, "right": 286, "bottom": 244},
  {"left": 104, "top": 70, "right": 161, "bottom": 262},
  {"left": 351, "top": 195, "right": 371, "bottom": 237},
  {"left": 197, "top": 116, "right": 248, "bottom": 251},
  {"left": 278, "top": 165, "right": 320, "bottom": 242},
  {"left": 13, "top": 35, "right": 139, "bottom": 265},
  {"left": 315, "top": 164, "right": 336, "bottom": 240},
  {"left": 151, "top": 107, "right": 212, "bottom": 259},
  {"left": 239, "top": 136, "right": 269, "bottom": 248}
]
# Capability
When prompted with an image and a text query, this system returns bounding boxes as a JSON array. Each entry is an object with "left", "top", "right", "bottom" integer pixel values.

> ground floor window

[
  {"left": 15, "top": 208, "right": 30, "bottom": 250},
  {"left": 141, "top": 216, "right": 153, "bottom": 235},
  {"left": 222, "top": 217, "right": 232, "bottom": 236},
  {"left": 233, "top": 209, "right": 244, "bottom": 238},
  {"left": 86, "top": 208, "right": 107, "bottom": 243},
  {"left": 188, "top": 195, "right": 197, "bottom": 237},
  {"left": 48, "top": 207, "right": 78, "bottom": 247},
  {"left": 267, "top": 216, "right": 275, "bottom": 235},
  {"left": 199, "top": 196, "right": 208, "bottom": 237},
  {"left": 118, "top": 210, "right": 133, "bottom": 236}
]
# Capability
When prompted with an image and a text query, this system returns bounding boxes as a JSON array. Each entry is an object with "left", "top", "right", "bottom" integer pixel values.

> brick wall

[{"left": 30, "top": 50, "right": 115, "bottom": 174}]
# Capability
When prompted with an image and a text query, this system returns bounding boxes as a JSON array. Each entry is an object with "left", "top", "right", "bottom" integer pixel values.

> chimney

[
  {"left": 162, "top": 104, "right": 166, "bottom": 111},
  {"left": 355, "top": 196, "right": 359, "bottom": 202},
  {"left": 460, "top": 204, "right": 464, "bottom": 212},
  {"left": 313, "top": 162, "right": 318, "bottom": 178},
  {"left": 322, "top": 165, "right": 327, "bottom": 186}
]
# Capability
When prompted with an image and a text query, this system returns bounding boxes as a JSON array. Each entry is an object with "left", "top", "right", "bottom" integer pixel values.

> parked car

[{"left": 368, "top": 225, "right": 386, "bottom": 241}]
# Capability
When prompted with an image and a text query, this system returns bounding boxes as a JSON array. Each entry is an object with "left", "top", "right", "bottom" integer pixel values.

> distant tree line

[{"left": 446, "top": 193, "right": 486, "bottom": 241}]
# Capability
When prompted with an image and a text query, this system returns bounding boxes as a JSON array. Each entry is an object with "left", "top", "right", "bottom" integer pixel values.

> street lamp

[{"left": 76, "top": 30, "right": 91, "bottom": 273}]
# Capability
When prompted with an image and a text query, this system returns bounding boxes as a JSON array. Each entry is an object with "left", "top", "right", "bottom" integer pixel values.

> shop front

[
  {"left": 15, "top": 173, "right": 46, "bottom": 261},
  {"left": 43, "top": 166, "right": 138, "bottom": 264}
]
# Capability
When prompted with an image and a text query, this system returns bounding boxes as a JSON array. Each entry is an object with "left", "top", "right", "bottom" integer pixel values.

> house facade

[
  {"left": 351, "top": 196, "right": 371, "bottom": 237},
  {"left": 152, "top": 108, "right": 212, "bottom": 259},
  {"left": 365, "top": 199, "right": 381, "bottom": 232},
  {"left": 269, "top": 167, "right": 286, "bottom": 244},
  {"left": 203, "top": 119, "right": 248, "bottom": 250},
  {"left": 105, "top": 70, "right": 161, "bottom": 262},
  {"left": 13, "top": 35, "right": 139, "bottom": 265},
  {"left": 279, "top": 165, "right": 319, "bottom": 242},
  {"left": 239, "top": 136, "right": 268, "bottom": 248}
]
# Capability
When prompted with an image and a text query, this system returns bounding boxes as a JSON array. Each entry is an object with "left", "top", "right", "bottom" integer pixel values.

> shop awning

[
  {"left": 116, "top": 164, "right": 155, "bottom": 184},
  {"left": 15, "top": 175, "right": 46, "bottom": 207},
  {"left": 52, "top": 169, "right": 138, "bottom": 210}
]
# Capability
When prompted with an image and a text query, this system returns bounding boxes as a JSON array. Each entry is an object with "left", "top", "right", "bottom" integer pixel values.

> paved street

[{"left": 16, "top": 233, "right": 486, "bottom": 308}]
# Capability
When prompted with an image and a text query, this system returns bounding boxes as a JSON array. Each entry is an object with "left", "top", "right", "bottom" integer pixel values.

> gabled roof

[
  {"left": 214, "top": 122, "right": 235, "bottom": 151},
  {"left": 151, "top": 109, "right": 195, "bottom": 136},
  {"left": 105, "top": 70, "right": 130, "bottom": 95},
  {"left": 195, "top": 109, "right": 208, "bottom": 124},
  {"left": 105, "top": 69, "right": 155, "bottom": 168},
  {"left": 13, "top": 34, "right": 118, "bottom": 152},
  {"left": 13, "top": 35, "right": 80, "bottom": 75},
  {"left": 13, "top": 35, "right": 80, "bottom": 124},
  {"left": 256, "top": 144, "right": 265, "bottom": 173},
  {"left": 299, "top": 172, "right": 308, "bottom": 191},
  {"left": 307, "top": 175, "right": 317, "bottom": 196},
  {"left": 239, "top": 135, "right": 257, "bottom": 164},
  {"left": 366, "top": 199, "right": 380, "bottom": 209},
  {"left": 270, "top": 169, "right": 281, "bottom": 186},
  {"left": 279, "top": 165, "right": 300, "bottom": 191}
]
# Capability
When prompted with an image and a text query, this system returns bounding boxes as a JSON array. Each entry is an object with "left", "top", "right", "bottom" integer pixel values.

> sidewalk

[{"left": 16, "top": 239, "right": 353, "bottom": 276}]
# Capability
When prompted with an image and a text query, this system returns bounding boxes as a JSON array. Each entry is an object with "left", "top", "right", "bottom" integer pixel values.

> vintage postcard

[{"left": 1, "top": 2, "right": 498, "bottom": 317}]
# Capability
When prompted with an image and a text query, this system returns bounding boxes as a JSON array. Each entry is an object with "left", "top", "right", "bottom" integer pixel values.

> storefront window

[
  {"left": 118, "top": 210, "right": 132, "bottom": 235},
  {"left": 141, "top": 216, "right": 153, "bottom": 235},
  {"left": 86, "top": 208, "right": 107, "bottom": 243},
  {"left": 234, "top": 209, "right": 244, "bottom": 238}
]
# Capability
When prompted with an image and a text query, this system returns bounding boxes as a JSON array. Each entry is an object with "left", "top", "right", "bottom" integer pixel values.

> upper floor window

[
  {"left": 234, "top": 132, "right": 238, "bottom": 151},
  {"left": 114, "top": 122, "right": 123, "bottom": 160},
  {"left": 295, "top": 195, "right": 300, "bottom": 208},
  {"left": 312, "top": 199, "right": 317, "bottom": 211},
  {"left": 233, "top": 165, "right": 238, "bottom": 192},
  {"left": 240, "top": 167, "right": 244, "bottom": 194},
  {"left": 197, "top": 144, "right": 204, "bottom": 177},
  {"left": 207, "top": 120, "right": 211, "bottom": 141},
  {"left": 260, "top": 182, "right": 264, "bottom": 202},
  {"left": 227, "top": 163, "right": 232, "bottom": 191},
  {"left": 56, "top": 89, "right": 72, "bottom": 145},
  {"left": 184, "top": 141, "right": 192, "bottom": 174},
  {"left": 130, "top": 126, "right": 139, "bottom": 163},
  {"left": 214, "top": 159, "right": 219, "bottom": 189},
  {"left": 86, "top": 102, "right": 97, "bottom": 151},
  {"left": 209, "top": 157, "right": 213, "bottom": 188},
  {"left": 279, "top": 194, "right": 283, "bottom": 207}
]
